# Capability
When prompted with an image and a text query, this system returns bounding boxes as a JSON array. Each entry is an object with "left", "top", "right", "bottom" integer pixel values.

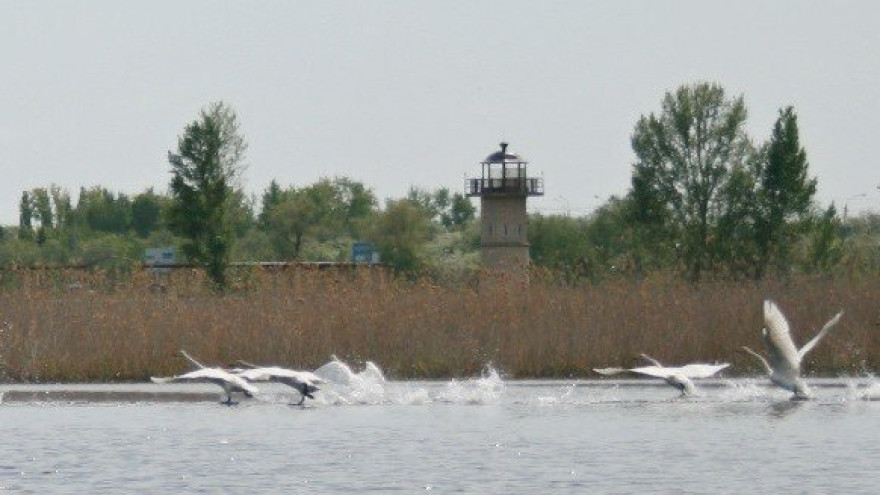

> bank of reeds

[{"left": 0, "top": 266, "right": 876, "bottom": 382}]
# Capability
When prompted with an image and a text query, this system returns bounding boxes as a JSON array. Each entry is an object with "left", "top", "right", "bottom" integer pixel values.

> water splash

[
  {"left": 433, "top": 365, "right": 505, "bottom": 405},
  {"left": 310, "top": 360, "right": 506, "bottom": 406},
  {"left": 313, "top": 357, "right": 388, "bottom": 405}
]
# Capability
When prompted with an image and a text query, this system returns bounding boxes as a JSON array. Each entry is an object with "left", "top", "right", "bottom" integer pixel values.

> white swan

[
  {"left": 151, "top": 349, "right": 259, "bottom": 405},
  {"left": 151, "top": 367, "right": 259, "bottom": 405},
  {"left": 593, "top": 354, "right": 730, "bottom": 396},
  {"left": 741, "top": 300, "right": 843, "bottom": 400},
  {"left": 233, "top": 360, "right": 324, "bottom": 405}
]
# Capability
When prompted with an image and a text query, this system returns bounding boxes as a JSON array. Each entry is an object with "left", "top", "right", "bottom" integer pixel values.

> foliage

[
  {"left": 260, "top": 177, "right": 377, "bottom": 261},
  {"left": 167, "top": 101, "right": 247, "bottom": 288},
  {"left": 407, "top": 186, "right": 475, "bottom": 229},
  {"left": 131, "top": 188, "right": 165, "bottom": 238},
  {"left": 1, "top": 82, "right": 875, "bottom": 284},
  {"left": 630, "top": 82, "right": 751, "bottom": 280},
  {"left": 752, "top": 107, "right": 818, "bottom": 278},
  {"left": 370, "top": 198, "right": 432, "bottom": 274}
]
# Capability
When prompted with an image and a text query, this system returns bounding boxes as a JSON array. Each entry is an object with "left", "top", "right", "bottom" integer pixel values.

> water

[{"left": 1, "top": 365, "right": 878, "bottom": 494}]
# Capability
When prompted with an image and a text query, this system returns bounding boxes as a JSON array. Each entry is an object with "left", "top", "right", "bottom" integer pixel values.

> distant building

[{"left": 465, "top": 143, "right": 543, "bottom": 276}]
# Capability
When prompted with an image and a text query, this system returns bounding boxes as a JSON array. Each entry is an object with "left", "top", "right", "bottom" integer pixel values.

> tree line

[{"left": 1, "top": 83, "right": 877, "bottom": 286}]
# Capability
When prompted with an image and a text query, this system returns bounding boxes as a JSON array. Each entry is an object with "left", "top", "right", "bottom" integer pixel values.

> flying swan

[
  {"left": 593, "top": 354, "right": 730, "bottom": 396},
  {"left": 741, "top": 300, "right": 843, "bottom": 400},
  {"left": 150, "top": 350, "right": 260, "bottom": 405},
  {"left": 232, "top": 360, "right": 324, "bottom": 405}
]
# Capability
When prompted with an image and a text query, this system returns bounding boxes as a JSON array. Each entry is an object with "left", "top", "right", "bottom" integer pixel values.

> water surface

[{"left": 2, "top": 373, "right": 877, "bottom": 494}]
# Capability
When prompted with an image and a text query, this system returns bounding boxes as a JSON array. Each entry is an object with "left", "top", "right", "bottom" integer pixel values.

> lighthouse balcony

[{"left": 465, "top": 177, "right": 544, "bottom": 197}]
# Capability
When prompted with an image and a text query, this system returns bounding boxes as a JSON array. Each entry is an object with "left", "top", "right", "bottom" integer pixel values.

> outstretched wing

[
  {"left": 797, "top": 310, "right": 844, "bottom": 360},
  {"left": 639, "top": 354, "right": 664, "bottom": 367},
  {"left": 592, "top": 367, "right": 630, "bottom": 376},
  {"left": 678, "top": 363, "right": 730, "bottom": 379},
  {"left": 763, "top": 300, "right": 801, "bottom": 371},
  {"left": 627, "top": 366, "right": 678, "bottom": 380}
]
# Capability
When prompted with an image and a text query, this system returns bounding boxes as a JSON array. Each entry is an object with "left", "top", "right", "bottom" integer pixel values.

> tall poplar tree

[
  {"left": 753, "top": 106, "right": 817, "bottom": 278},
  {"left": 167, "top": 101, "right": 247, "bottom": 288}
]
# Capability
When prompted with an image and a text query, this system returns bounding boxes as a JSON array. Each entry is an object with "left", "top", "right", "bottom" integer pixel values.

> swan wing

[
  {"left": 797, "top": 310, "right": 844, "bottom": 360},
  {"left": 638, "top": 354, "right": 664, "bottom": 367},
  {"left": 593, "top": 367, "right": 630, "bottom": 376},
  {"left": 678, "top": 363, "right": 730, "bottom": 378},
  {"left": 763, "top": 300, "right": 801, "bottom": 371},
  {"left": 235, "top": 368, "right": 274, "bottom": 382},
  {"left": 175, "top": 368, "right": 259, "bottom": 395},
  {"left": 628, "top": 366, "right": 678, "bottom": 379}
]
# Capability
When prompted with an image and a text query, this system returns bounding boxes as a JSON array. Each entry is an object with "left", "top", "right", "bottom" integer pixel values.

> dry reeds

[{"left": 0, "top": 266, "right": 876, "bottom": 382}]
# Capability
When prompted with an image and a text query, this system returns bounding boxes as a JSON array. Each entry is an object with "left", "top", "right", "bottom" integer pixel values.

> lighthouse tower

[{"left": 465, "top": 142, "right": 544, "bottom": 275}]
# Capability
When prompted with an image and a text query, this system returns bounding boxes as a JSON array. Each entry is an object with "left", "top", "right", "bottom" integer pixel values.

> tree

[
  {"left": 807, "top": 204, "right": 842, "bottom": 272},
  {"left": 446, "top": 193, "right": 476, "bottom": 229},
  {"left": 258, "top": 179, "right": 284, "bottom": 230},
  {"left": 406, "top": 186, "right": 475, "bottom": 229},
  {"left": 167, "top": 101, "right": 247, "bottom": 288},
  {"left": 753, "top": 106, "right": 817, "bottom": 278},
  {"left": 76, "top": 186, "right": 132, "bottom": 234},
  {"left": 630, "top": 82, "right": 751, "bottom": 280},
  {"left": 131, "top": 188, "right": 164, "bottom": 238},
  {"left": 370, "top": 198, "right": 431, "bottom": 274},
  {"left": 260, "top": 177, "right": 376, "bottom": 260},
  {"left": 18, "top": 191, "right": 34, "bottom": 241}
]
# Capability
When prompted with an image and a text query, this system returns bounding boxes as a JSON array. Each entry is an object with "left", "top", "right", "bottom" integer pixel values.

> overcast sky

[{"left": 2, "top": 1, "right": 878, "bottom": 226}]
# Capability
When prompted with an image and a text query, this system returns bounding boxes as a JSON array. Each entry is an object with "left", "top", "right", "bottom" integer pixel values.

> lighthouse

[{"left": 465, "top": 142, "right": 544, "bottom": 275}]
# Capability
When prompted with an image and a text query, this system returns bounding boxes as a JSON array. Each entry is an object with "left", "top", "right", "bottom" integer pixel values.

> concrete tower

[{"left": 465, "top": 142, "right": 544, "bottom": 274}]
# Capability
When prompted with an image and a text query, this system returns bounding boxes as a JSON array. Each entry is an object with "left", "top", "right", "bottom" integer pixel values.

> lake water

[{"left": 1, "top": 367, "right": 878, "bottom": 494}]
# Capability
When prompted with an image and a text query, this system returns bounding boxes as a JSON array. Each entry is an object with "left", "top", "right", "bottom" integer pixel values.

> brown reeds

[{"left": 0, "top": 266, "right": 876, "bottom": 382}]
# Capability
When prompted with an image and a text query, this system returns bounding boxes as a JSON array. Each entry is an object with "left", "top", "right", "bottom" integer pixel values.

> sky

[{"left": 2, "top": 1, "right": 879, "bottom": 226}]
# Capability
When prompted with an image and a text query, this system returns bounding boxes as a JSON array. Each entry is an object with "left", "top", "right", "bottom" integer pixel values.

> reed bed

[{"left": 0, "top": 267, "right": 876, "bottom": 382}]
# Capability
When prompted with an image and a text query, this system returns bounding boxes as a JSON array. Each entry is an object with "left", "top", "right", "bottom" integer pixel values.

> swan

[
  {"left": 593, "top": 354, "right": 730, "bottom": 396},
  {"left": 151, "top": 349, "right": 260, "bottom": 405},
  {"left": 151, "top": 367, "right": 259, "bottom": 405},
  {"left": 741, "top": 300, "right": 843, "bottom": 400},
  {"left": 232, "top": 360, "right": 324, "bottom": 405}
]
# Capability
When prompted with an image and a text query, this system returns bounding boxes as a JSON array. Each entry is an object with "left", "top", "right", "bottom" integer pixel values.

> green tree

[
  {"left": 18, "top": 191, "right": 34, "bottom": 241},
  {"left": 258, "top": 179, "right": 284, "bottom": 230},
  {"left": 76, "top": 186, "right": 132, "bottom": 234},
  {"left": 264, "top": 180, "right": 343, "bottom": 259},
  {"left": 630, "top": 82, "right": 751, "bottom": 280},
  {"left": 445, "top": 193, "right": 476, "bottom": 229},
  {"left": 31, "top": 188, "right": 54, "bottom": 246},
  {"left": 167, "top": 101, "right": 247, "bottom": 288},
  {"left": 406, "top": 186, "right": 474, "bottom": 229},
  {"left": 528, "top": 214, "right": 591, "bottom": 274},
  {"left": 131, "top": 188, "right": 164, "bottom": 238},
  {"left": 261, "top": 177, "right": 376, "bottom": 260},
  {"left": 334, "top": 177, "right": 377, "bottom": 238},
  {"left": 753, "top": 106, "right": 818, "bottom": 278},
  {"left": 807, "top": 204, "right": 842, "bottom": 272},
  {"left": 370, "top": 198, "right": 431, "bottom": 274}
]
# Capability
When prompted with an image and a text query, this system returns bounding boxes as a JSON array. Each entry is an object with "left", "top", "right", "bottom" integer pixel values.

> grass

[{"left": 0, "top": 266, "right": 876, "bottom": 382}]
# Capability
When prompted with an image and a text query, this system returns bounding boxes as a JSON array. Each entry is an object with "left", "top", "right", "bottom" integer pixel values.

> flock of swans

[
  {"left": 152, "top": 350, "right": 332, "bottom": 405},
  {"left": 594, "top": 299, "right": 849, "bottom": 400},
  {"left": 150, "top": 299, "right": 874, "bottom": 404}
]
